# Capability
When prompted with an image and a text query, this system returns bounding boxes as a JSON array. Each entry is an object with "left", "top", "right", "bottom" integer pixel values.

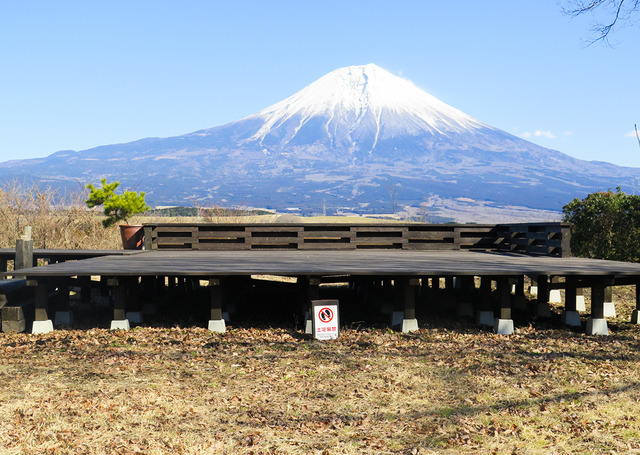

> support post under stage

[
  {"left": 476, "top": 277, "right": 494, "bottom": 327},
  {"left": 110, "top": 278, "right": 130, "bottom": 330},
  {"left": 30, "top": 279, "right": 54, "bottom": 334},
  {"left": 400, "top": 278, "right": 419, "bottom": 333},
  {"left": 632, "top": 280, "right": 640, "bottom": 324},
  {"left": 208, "top": 278, "right": 225, "bottom": 333},
  {"left": 494, "top": 277, "right": 514, "bottom": 335},
  {"left": 561, "top": 276, "right": 581, "bottom": 327},
  {"left": 587, "top": 278, "right": 609, "bottom": 336}
]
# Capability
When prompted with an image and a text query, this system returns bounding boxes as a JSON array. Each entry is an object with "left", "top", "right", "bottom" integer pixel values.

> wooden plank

[
  {"left": 526, "top": 232, "right": 552, "bottom": 240},
  {"left": 299, "top": 243, "right": 356, "bottom": 250},
  {"left": 561, "top": 226, "right": 572, "bottom": 257},
  {"left": 403, "top": 243, "right": 459, "bottom": 250},
  {"left": 197, "top": 230, "right": 248, "bottom": 238},
  {"left": 196, "top": 243, "right": 251, "bottom": 251},
  {"left": 302, "top": 239, "right": 352, "bottom": 245},
  {"left": 299, "top": 231, "right": 355, "bottom": 238},
  {"left": 352, "top": 227, "right": 406, "bottom": 234},
  {"left": 198, "top": 225, "right": 246, "bottom": 231},
  {"left": 197, "top": 236, "right": 247, "bottom": 244},
  {"left": 247, "top": 226, "right": 303, "bottom": 233},
  {"left": 405, "top": 231, "right": 456, "bottom": 239},
  {"left": 250, "top": 245, "right": 299, "bottom": 250},
  {"left": 249, "top": 237, "right": 300, "bottom": 244},
  {"left": 303, "top": 226, "right": 351, "bottom": 232},
  {"left": 458, "top": 237, "right": 503, "bottom": 245},
  {"left": 152, "top": 237, "right": 195, "bottom": 245},
  {"left": 510, "top": 238, "right": 534, "bottom": 247},
  {"left": 155, "top": 227, "right": 198, "bottom": 234},
  {"left": 407, "top": 227, "right": 456, "bottom": 234},
  {"left": 354, "top": 237, "right": 407, "bottom": 245},
  {"left": 455, "top": 226, "right": 497, "bottom": 233}
]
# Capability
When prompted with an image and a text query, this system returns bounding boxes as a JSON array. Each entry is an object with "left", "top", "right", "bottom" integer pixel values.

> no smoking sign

[{"left": 312, "top": 299, "right": 339, "bottom": 340}]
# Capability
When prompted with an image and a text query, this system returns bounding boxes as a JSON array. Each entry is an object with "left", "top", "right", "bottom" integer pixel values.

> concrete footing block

[
  {"left": 561, "top": 310, "right": 582, "bottom": 327},
  {"left": 493, "top": 318, "right": 514, "bottom": 335},
  {"left": 603, "top": 302, "right": 616, "bottom": 318},
  {"left": 401, "top": 318, "right": 419, "bottom": 333},
  {"left": 528, "top": 285, "right": 538, "bottom": 297},
  {"left": 32, "top": 320, "right": 54, "bottom": 334},
  {"left": 305, "top": 319, "right": 313, "bottom": 334},
  {"left": 2, "top": 319, "right": 26, "bottom": 333},
  {"left": 391, "top": 311, "right": 404, "bottom": 327},
  {"left": 586, "top": 318, "right": 609, "bottom": 336},
  {"left": 549, "top": 289, "right": 562, "bottom": 304},
  {"left": 125, "top": 311, "right": 143, "bottom": 324},
  {"left": 631, "top": 310, "right": 640, "bottom": 324},
  {"left": 54, "top": 311, "right": 73, "bottom": 326},
  {"left": 110, "top": 319, "right": 130, "bottom": 331},
  {"left": 457, "top": 302, "right": 474, "bottom": 318},
  {"left": 576, "top": 296, "right": 586, "bottom": 312},
  {"left": 208, "top": 319, "right": 226, "bottom": 333},
  {"left": 476, "top": 310, "right": 494, "bottom": 327}
]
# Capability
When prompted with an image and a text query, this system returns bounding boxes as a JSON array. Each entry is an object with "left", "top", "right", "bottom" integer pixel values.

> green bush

[
  {"left": 562, "top": 188, "right": 640, "bottom": 262},
  {"left": 86, "top": 179, "right": 149, "bottom": 228}
]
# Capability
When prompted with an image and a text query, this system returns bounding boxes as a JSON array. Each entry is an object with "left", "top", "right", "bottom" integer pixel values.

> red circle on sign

[{"left": 318, "top": 307, "right": 334, "bottom": 323}]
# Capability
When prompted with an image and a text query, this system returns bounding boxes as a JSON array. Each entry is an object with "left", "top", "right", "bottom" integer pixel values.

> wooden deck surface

[
  {"left": 0, "top": 248, "right": 139, "bottom": 259},
  {"left": 8, "top": 250, "right": 640, "bottom": 278}
]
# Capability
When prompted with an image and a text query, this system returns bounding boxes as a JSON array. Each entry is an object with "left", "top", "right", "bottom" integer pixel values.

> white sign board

[{"left": 312, "top": 299, "right": 339, "bottom": 340}]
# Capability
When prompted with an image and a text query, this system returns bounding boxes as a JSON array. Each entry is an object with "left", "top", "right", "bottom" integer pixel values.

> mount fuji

[{"left": 0, "top": 63, "right": 637, "bottom": 221}]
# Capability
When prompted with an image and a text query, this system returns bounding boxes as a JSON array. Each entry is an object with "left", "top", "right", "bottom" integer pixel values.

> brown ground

[{"left": 1, "top": 286, "right": 640, "bottom": 454}]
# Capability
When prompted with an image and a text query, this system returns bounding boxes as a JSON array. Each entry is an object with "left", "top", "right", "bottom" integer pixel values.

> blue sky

[{"left": 1, "top": 1, "right": 638, "bottom": 167}]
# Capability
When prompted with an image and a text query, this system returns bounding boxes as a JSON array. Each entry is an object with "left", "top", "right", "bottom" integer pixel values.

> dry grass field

[{"left": 1, "top": 287, "right": 640, "bottom": 454}]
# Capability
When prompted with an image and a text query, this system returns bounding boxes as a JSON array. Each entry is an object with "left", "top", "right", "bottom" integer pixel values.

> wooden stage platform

[
  {"left": 10, "top": 249, "right": 640, "bottom": 278},
  {"left": 7, "top": 248, "right": 640, "bottom": 336},
  {"left": 4, "top": 221, "right": 640, "bottom": 336}
]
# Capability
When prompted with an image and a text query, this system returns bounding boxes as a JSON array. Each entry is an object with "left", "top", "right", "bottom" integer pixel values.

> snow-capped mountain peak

[
  {"left": 245, "top": 64, "right": 488, "bottom": 148},
  {"left": 2, "top": 63, "right": 637, "bottom": 222}
]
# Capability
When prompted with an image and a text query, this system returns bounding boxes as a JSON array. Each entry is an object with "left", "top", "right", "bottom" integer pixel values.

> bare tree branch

[{"left": 563, "top": 0, "right": 640, "bottom": 44}]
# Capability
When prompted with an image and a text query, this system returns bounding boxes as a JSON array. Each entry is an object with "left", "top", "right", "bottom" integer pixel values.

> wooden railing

[
  {"left": 497, "top": 223, "right": 571, "bottom": 257},
  {"left": 143, "top": 222, "right": 571, "bottom": 257}
]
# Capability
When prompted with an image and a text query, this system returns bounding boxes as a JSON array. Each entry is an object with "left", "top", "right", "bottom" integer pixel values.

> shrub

[{"left": 562, "top": 188, "right": 640, "bottom": 262}]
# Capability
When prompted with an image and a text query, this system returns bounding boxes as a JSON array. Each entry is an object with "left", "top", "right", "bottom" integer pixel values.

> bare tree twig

[{"left": 563, "top": 0, "right": 640, "bottom": 44}]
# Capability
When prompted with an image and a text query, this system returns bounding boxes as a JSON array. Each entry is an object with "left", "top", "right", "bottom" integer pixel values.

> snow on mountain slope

[{"left": 243, "top": 64, "right": 488, "bottom": 149}]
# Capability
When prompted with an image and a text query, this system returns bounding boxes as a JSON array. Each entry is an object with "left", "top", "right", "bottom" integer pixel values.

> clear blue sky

[{"left": 1, "top": 1, "right": 638, "bottom": 166}]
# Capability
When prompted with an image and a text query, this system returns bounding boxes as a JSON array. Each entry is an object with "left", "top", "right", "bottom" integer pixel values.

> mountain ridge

[{"left": 0, "top": 64, "right": 636, "bottom": 222}]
